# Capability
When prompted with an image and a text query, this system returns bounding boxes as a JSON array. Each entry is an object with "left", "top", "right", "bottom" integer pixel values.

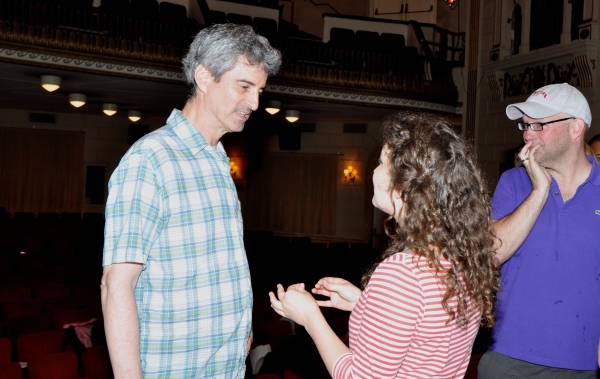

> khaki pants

[{"left": 477, "top": 350, "right": 599, "bottom": 379}]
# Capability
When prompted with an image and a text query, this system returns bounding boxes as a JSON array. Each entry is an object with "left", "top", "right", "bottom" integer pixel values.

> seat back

[
  {"left": 329, "top": 27, "right": 355, "bottom": 46},
  {"left": 28, "top": 351, "right": 78, "bottom": 379},
  {"left": 0, "top": 338, "right": 10, "bottom": 363},
  {"left": 81, "top": 345, "right": 114, "bottom": 379},
  {"left": 253, "top": 17, "right": 277, "bottom": 41},
  {"left": 380, "top": 32, "right": 406, "bottom": 51},
  {"left": 0, "top": 362, "right": 22, "bottom": 379},
  {"left": 227, "top": 13, "right": 253, "bottom": 25},
  {"left": 33, "top": 284, "right": 70, "bottom": 300},
  {"left": 207, "top": 10, "right": 227, "bottom": 25},
  {"left": 16, "top": 330, "right": 62, "bottom": 363},
  {"left": 130, "top": 0, "right": 159, "bottom": 17},
  {"left": 8, "top": 314, "right": 51, "bottom": 344},
  {"left": 159, "top": 1, "right": 187, "bottom": 21},
  {"left": 1, "top": 299, "right": 42, "bottom": 323},
  {"left": 355, "top": 30, "right": 379, "bottom": 48}
]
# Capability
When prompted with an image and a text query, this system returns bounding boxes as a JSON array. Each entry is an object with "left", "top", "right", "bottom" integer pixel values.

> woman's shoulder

[
  {"left": 374, "top": 251, "right": 421, "bottom": 280},
  {"left": 378, "top": 251, "right": 450, "bottom": 279}
]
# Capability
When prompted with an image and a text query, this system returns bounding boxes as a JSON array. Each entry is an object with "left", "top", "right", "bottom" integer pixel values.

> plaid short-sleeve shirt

[{"left": 103, "top": 109, "right": 252, "bottom": 379}]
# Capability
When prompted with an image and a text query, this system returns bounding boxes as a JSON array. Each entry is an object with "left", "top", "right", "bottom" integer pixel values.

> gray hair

[{"left": 182, "top": 23, "right": 281, "bottom": 97}]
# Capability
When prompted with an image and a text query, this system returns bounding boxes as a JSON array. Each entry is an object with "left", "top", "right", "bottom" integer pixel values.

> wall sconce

[
  {"left": 285, "top": 109, "right": 300, "bottom": 123},
  {"left": 128, "top": 110, "right": 142, "bottom": 122},
  {"left": 103, "top": 103, "right": 118, "bottom": 116},
  {"left": 444, "top": 0, "right": 458, "bottom": 9},
  {"left": 69, "top": 93, "right": 86, "bottom": 108},
  {"left": 344, "top": 165, "right": 357, "bottom": 183},
  {"left": 230, "top": 161, "right": 238, "bottom": 178},
  {"left": 40, "top": 75, "right": 61, "bottom": 92},
  {"left": 265, "top": 100, "right": 281, "bottom": 115}
]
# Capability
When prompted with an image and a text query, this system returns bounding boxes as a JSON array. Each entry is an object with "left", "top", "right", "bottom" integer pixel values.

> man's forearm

[
  {"left": 101, "top": 266, "right": 144, "bottom": 379},
  {"left": 493, "top": 188, "right": 548, "bottom": 265}
]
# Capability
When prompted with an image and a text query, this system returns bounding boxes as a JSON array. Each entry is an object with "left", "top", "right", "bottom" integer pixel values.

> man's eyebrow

[
  {"left": 237, "top": 79, "right": 266, "bottom": 91},
  {"left": 237, "top": 79, "right": 256, "bottom": 86}
]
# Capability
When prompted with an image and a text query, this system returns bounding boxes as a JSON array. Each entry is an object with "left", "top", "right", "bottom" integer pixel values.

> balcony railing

[
  {"left": 275, "top": 38, "right": 457, "bottom": 104},
  {"left": 0, "top": 0, "right": 459, "bottom": 105},
  {"left": 0, "top": 0, "right": 198, "bottom": 65}
]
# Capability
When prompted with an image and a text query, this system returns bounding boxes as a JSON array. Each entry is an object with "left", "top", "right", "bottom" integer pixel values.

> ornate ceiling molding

[
  {"left": 266, "top": 84, "right": 463, "bottom": 115},
  {"left": 0, "top": 47, "right": 185, "bottom": 82}
]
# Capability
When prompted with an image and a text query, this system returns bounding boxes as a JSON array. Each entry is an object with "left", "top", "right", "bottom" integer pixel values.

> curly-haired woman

[{"left": 270, "top": 111, "right": 499, "bottom": 378}]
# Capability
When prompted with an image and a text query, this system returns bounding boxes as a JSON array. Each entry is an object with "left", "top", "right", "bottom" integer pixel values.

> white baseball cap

[{"left": 506, "top": 83, "right": 592, "bottom": 127}]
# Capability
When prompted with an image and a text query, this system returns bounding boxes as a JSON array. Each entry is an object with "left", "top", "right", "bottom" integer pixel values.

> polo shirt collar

[{"left": 586, "top": 155, "right": 600, "bottom": 186}]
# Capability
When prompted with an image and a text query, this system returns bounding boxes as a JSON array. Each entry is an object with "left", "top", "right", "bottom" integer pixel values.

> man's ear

[
  {"left": 194, "top": 65, "right": 213, "bottom": 94},
  {"left": 571, "top": 118, "right": 587, "bottom": 141}
]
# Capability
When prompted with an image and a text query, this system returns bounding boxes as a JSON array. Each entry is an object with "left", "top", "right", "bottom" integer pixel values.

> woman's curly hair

[{"left": 362, "top": 111, "right": 499, "bottom": 328}]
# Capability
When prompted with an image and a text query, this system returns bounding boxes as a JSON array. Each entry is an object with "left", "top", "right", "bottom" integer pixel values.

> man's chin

[{"left": 228, "top": 122, "right": 246, "bottom": 133}]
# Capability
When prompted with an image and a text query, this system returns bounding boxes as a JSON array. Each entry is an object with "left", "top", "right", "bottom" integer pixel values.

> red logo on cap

[{"left": 532, "top": 90, "right": 548, "bottom": 99}]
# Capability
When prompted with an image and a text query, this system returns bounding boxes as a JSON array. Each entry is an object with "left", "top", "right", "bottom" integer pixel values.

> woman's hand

[
  {"left": 311, "top": 277, "right": 362, "bottom": 312},
  {"left": 269, "top": 283, "right": 322, "bottom": 327}
]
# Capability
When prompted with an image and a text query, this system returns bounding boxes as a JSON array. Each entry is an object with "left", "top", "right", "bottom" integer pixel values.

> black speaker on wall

[
  {"left": 128, "top": 124, "right": 149, "bottom": 145},
  {"left": 278, "top": 126, "right": 301, "bottom": 150}
]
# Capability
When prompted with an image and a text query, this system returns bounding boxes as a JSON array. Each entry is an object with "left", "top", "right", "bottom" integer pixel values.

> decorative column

[
  {"left": 464, "top": 0, "right": 481, "bottom": 143},
  {"left": 561, "top": 0, "right": 572, "bottom": 44},
  {"left": 521, "top": 0, "right": 531, "bottom": 54}
]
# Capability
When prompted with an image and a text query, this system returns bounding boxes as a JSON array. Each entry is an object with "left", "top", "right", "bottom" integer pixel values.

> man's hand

[{"left": 519, "top": 141, "right": 551, "bottom": 196}]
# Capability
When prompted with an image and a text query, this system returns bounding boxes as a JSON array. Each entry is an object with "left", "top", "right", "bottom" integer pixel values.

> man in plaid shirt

[{"left": 101, "top": 24, "right": 281, "bottom": 379}]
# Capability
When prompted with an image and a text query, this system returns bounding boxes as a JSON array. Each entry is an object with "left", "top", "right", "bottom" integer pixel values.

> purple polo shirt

[{"left": 490, "top": 156, "right": 600, "bottom": 370}]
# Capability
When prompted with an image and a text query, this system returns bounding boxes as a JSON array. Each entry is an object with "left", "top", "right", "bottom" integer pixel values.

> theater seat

[
  {"left": 159, "top": 1, "right": 187, "bottom": 21},
  {"left": 16, "top": 330, "right": 62, "bottom": 363},
  {"left": 207, "top": 10, "right": 226, "bottom": 25},
  {"left": 81, "top": 345, "right": 114, "bottom": 379},
  {"left": 355, "top": 30, "right": 379, "bottom": 48},
  {"left": 329, "top": 27, "right": 354, "bottom": 46},
  {"left": 0, "top": 362, "right": 22, "bottom": 379},
  {"left": 28, "top": 351, "right": 78, "bottom": 379},
  {"left": 227, "top": 13, "right": 253, "bottom": 26},
  {"left": 0, "top": 338, "right": 10, "bottom": 363},
  {"left": 8, "top": 314, "right": 51, "bottom": 344}
]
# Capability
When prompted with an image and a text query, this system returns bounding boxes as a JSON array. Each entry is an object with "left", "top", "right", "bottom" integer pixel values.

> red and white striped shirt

[{"left": 332, "top": 252, "right": 480, "bottom": 379}]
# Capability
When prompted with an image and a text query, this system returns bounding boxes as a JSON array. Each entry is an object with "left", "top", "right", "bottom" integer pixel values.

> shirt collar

[
  {"left": 167, "top": 109, "right": 226, "bottom": 157},
  {"left": 586, "top": 154, "right": 600, "bottom": 186}
]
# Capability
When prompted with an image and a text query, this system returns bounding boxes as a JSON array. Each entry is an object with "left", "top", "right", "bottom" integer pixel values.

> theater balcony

[{"left": 0, "top": 0, "right": 465, "bottom": 117}]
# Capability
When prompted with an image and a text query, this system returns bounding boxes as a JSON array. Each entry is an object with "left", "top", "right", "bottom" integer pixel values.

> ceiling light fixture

[
  {"left": 68, "top": 93, "right": 87, "bottom": 108},
  {"left": 40, "top": 75, "right": 61, "bottom": 92},
  {"left": 102, "top": 103, "right": 118, "bottom": 116},
  {"left": 285, "top": 109, "right": 300, "bottom": 123},
  {"left": 128, "top": 110, "right": 142, "bottom": 122},
  {"left": 265, "top": 100, "right": 281, "bottom": 115}
]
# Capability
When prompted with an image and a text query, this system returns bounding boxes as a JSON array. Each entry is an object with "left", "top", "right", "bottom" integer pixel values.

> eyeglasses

[{"left": 517, "top": 117, "right": 574, "bottom": 131}]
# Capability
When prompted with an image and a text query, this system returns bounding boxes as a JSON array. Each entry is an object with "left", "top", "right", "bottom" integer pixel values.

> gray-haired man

[{"left": 101, "top": 24, "right": 281, "bottom": 378}]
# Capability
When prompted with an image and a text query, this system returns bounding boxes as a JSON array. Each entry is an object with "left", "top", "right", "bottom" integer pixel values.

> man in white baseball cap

[{"left": 478, "top": 83, "right": 600, "bottom": 378}]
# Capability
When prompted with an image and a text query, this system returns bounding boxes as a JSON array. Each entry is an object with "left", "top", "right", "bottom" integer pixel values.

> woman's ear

[{"left": 392, "top": 189, "right": 405, "bottom": 219}]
